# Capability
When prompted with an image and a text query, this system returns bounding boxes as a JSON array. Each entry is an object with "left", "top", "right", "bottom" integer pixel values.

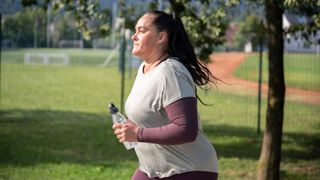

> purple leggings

[{"left": 131, "top": 168, "right": 218, "bottom": 180}]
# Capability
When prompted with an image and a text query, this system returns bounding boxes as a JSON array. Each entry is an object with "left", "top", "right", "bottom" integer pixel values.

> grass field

[
  {"left": 1, "top": 48, "right": 120, "bottom": 66},
  {"left": 0, "top": 49, "right": 319, "bottom": 179},
  {"left": 234, "top": 53, "right": 320, "bottom": 91}
]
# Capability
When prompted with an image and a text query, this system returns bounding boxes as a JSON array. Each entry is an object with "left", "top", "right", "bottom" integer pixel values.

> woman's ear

[{"left": 158, "top": 31, "right": 168, "bottom": 44}]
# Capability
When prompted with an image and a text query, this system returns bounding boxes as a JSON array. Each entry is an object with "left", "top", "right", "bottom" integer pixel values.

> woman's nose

[{"left": 131, "top": 33, "right": 137, "bottom": 41}]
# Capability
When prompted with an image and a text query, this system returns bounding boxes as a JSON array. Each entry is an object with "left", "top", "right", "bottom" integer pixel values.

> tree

[
  {"left": 235, "top": 14, "right": 266, "bottom": 51},
  {"left": 35, "top": 0, "right": 111, "bottom": 41},
  {"left": 2, "top": 7, "right": 47, "bottom": 47},
  {"left": 257, "top": 0, "right": 319, "bottom": 179},
  {"left": 28, "top": 0, "right": 239, "bottom": 62},
  {"left": 166, "top": 0, "right": 240, "bottom": 61},
  {"left": 283, "top": 0, "right": 320, "bottom": 44},
  {"left": 54, "top": 12, "right": 81, "bottom": 41},
  {"left": 257, "top": 0, "right": 285, "bottom": 179}
]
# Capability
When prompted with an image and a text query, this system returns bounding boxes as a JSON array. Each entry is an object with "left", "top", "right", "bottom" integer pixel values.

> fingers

[
  {"left": 112, "top": 123, "right": 123, "bottom": 130},
  {"left": 114, "top": 124, "right": 125, "bottom": 136},
  {"left": 112, "top": 122, "right": 138, "bottom": 143},
  {"left": 113, "top": 123, "right": 127, "bottom": 143},
  {"left": 116, "top": 131, "right": 125, "bottom": 143}
]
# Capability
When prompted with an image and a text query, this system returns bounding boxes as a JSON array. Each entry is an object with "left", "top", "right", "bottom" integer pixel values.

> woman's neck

[{"left": 143, "top": 53, "right": 169, "bottom": 73}]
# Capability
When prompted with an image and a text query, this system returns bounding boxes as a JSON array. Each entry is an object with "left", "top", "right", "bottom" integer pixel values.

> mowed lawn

[
  {"left": 234, "top": 53, "right": 320, "bottom": 91},
  {"left": 0, "top": 49, "right": 319, "bottom": 179}
]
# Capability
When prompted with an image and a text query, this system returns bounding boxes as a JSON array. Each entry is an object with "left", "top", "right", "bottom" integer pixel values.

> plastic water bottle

[{"left": 108, "top": 103, "right": 137, "bottom": 150}]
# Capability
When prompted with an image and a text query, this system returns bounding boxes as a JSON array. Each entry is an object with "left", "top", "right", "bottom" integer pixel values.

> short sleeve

[{"left": 160, "top": 61, "right": 195, "bottom": 107}]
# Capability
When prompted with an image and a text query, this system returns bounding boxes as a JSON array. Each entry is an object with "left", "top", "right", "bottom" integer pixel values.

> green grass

[
  {"left": 234, "top": 53, "right": 320, "bottom": 91},
  {"left": 1, "top": 50, "right": 319, "bottom": 179},
  {"left": 1, "top": 48, "right": 121, "bottom": 66}
]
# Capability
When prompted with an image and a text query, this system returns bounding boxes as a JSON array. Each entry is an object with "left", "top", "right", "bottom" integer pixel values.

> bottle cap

[{"left": 108, "top": 103, "right": 119, "bottom": 114}]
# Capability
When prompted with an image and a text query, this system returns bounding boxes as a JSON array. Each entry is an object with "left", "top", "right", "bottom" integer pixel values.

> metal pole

[
  {"left": 0, "top": 13, "right": 2, "bottom": 109},
  {"left": 46, "top": 3, "right": 51, "bottom": 48},
  {"left": 119, "top": 0, "right": 126, "bottom": 113},
  {"left": 34, "top": 15, "right": 38, "bottom": 48},
  {"left": 111, "top": 0, "right": 117, "bottom": 48},
  {"left": 120, "top": 27, "right": 126, "bottom": 113},
  {"left": 257, "top": 38, "right": 263, "bottom": 134}
]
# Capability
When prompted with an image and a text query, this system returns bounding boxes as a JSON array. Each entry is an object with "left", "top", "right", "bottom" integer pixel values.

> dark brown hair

[{"left": 146, "top": 10, "right": 220, "bottom": 104}]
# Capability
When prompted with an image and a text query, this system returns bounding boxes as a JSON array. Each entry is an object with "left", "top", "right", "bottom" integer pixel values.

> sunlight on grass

[
  {"left": 235, "top": 53, "right": 320, "bottom": 91},
  {"left": 1, "top": 49, "right": 319, "bottom": 179}
]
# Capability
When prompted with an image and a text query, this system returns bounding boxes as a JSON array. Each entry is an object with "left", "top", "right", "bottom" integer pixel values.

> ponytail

[{"left": 147, "top": 11, "right": 220, "bottom": 104}]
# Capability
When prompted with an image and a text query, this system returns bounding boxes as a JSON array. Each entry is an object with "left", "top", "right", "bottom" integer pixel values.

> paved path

[{"left": 207, "top": 52, "right": 320, "bottom": 105}]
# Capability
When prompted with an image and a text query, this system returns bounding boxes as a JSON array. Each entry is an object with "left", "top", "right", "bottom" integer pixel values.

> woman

[{"left": 113, "top": 10, "right": 219, "bottom": 179}]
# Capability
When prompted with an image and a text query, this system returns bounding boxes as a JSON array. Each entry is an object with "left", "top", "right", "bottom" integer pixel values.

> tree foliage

[
  {"left": 49, "top": 0, "right": 111, "bottom": 40},
  {"left": 21, "top": 0, "right": 111, "bottom": 41},
  {"left": 51, "top": 12, "right": 82, "bottom": 47},
  {"left": 283, "top": 0, "right": 320, "bottom": 43},
  {"left": 2, "top": 7, "right": 47, "bottom": 47},
  {"left": 166, "top": 0, "right": 240, "bottom": 61},
  {"left": 20, "top": 0, "right": 239, "bottom": 62},
  {"left": 235, "top": 14, "right": 266, "bottom": 50},
  {"left": 120, "top": 0, "right": 240, "bottom": 61}
]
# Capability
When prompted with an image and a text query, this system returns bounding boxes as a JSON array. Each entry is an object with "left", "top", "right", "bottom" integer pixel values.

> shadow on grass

[
  {"left": 204, "top": 125, "right": 262, "bottom": 160},
  {"left": 0, "top": 109, "right": 137, "bottom": 167},
  {"left": 203, "top": 124, "right": 319, "bottom": 161},
  {"left": 0, "top": 109, "right": 319, "bottom": 168}
]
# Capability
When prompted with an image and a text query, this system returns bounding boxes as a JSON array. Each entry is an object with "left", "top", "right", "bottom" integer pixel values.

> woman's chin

[{"left": 132, "top": 50, "right": 141, "bottom": 57}]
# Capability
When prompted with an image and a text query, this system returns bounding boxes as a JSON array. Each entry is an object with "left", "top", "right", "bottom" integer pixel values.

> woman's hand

[{"left": 113, "top": 119, "right": 139, "bottom": 143}]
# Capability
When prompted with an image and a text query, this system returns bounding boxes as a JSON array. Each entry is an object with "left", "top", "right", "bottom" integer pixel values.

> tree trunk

[{"left": 257, "top": 0, "right": 285, "bottom": 180}]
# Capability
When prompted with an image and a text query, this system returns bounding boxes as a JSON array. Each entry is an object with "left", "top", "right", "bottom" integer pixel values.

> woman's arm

[{"left": 137, "top": 97, "right": 198, "bottom": 145}]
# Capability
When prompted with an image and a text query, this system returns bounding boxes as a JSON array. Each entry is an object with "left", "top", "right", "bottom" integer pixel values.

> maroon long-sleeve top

[{"left": 137, "top": 97, "right": 198, "bottom": 145}]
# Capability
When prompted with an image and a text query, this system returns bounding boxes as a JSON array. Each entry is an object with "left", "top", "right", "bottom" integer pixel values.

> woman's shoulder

[
  {"left": 158, "top": 57, "right": 193, "bottom": 81},
  {"left": 159, "top": 57, "right": 187, "bottom": 74},
  {"left": 164, "top": 57, "right": 183, "bottom": 66}
]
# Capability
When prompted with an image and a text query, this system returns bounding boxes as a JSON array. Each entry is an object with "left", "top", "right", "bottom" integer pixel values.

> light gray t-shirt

[{"left": 125, "top": 58, "right": 218, "bottom": 178}]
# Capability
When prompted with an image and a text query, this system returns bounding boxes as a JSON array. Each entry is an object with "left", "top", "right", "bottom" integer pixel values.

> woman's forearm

[{"left": 137, "top": 97, "right": 198, "bottom": 145}]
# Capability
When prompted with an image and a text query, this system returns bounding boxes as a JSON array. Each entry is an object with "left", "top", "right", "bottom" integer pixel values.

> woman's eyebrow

[{"left": 135, "top": 26, "right": 147, "bottom": 30}]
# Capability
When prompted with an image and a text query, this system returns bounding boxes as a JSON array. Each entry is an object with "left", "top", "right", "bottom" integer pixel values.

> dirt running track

[{"left": 207, "top": 52, "right": 320, "bottom": 105}]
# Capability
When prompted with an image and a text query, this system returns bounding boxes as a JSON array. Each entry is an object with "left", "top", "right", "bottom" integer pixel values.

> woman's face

[{"left": 131, "top": 14, "right": 162, "bottom": 61}]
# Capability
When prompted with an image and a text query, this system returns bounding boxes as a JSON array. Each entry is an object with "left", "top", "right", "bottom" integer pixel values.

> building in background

[{"left": 283, "top": 12, "right": 320, "bottom": 54}]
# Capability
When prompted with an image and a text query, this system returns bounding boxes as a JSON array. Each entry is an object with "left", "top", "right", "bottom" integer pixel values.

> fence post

[
  {"left": 119, "top": 1, "right": 126, "bottom": 113},
  {"left": 0, "top": 13, "right": 2, "bottom": 108},
  {"left": 257, "top": 38, "right": 263, "bottom": 134}
]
